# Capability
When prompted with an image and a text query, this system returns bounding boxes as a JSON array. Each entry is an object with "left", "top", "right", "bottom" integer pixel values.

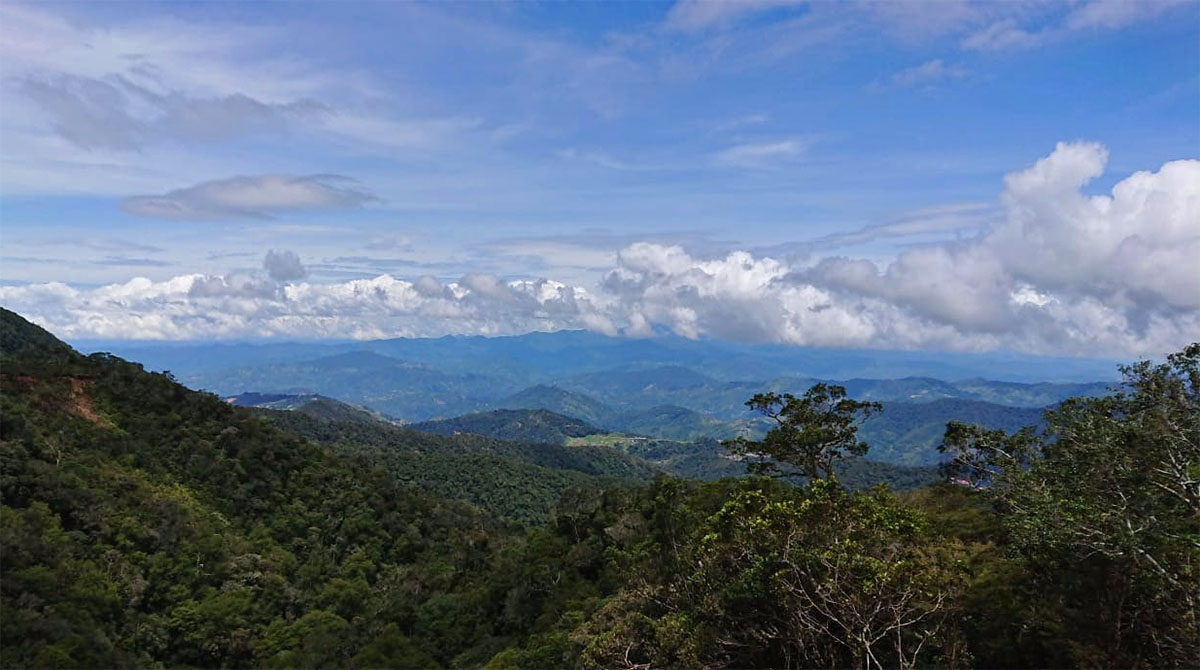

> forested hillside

[
  {"left": 3, "top": 308, "right": 1196, "bottom": 668},
  {"left": 262, "top": 408, "right": 657, "bottom": 524},
  {"left": 1, "top": 310, "right": 517, "bottom": 667},
  {"left": 297, "top": 406, "right": 941, "bottom": 492},
  {"left": 389, "top": 394, "right": 1046, "bottom": 467},
  {"left": 227, "top": 392, "right": 395, "bottom": 425},
  {"left": 411, "top": 409, "right": 604, "bottom": 444}
]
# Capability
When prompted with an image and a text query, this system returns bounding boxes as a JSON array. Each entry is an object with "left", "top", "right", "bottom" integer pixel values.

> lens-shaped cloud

[{"left": 122, "top": 174, "right": 377, "bottom": 221}]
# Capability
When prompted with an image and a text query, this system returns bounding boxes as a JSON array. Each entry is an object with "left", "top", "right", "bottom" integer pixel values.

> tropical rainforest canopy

[{"left": 1, "top": 307, "right": 1196, "bottom": 668}]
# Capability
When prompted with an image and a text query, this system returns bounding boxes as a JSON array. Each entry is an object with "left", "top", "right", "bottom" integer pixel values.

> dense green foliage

[
  {"left": 257, "top": 409, "right": 657, "bottom": 526},
  {"left": 3, "top": 310, "right": 1195, "bottom": 668},
  {"left": 261, "top": 401, "right": 938, "bottom": 494},
  {"left": 265, "top": 407, "right": 656, "bottom": 480},
  {"left": 0, "top": 307, "right": 75, "bottom": 360},
  {"left": 940, "top": 344, "right": 1200, "bottom": 667},
  {"left": 2, "top": 331, "right": 511, "bottom": 667}
]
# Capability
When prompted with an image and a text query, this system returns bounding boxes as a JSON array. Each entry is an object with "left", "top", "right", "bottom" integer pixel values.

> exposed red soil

[
  {"left": 2, "top": 373, "right": 109, "bottom": 427},
  {"left": 68, "top": 377, "right": 108, "bottom": 427}
]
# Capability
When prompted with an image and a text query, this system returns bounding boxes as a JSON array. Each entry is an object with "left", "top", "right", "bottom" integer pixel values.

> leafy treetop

[{"left": 723, "top": 383, "right": 882, "bottom": 482}]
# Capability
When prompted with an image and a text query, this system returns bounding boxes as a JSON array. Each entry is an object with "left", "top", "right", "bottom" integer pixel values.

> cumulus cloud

[
  {"left": 187, "top": 249, "right": 309, "bottom": 300},
  {"left": 122, "top": 174, "right": 377, "bottom": 220},
  {"left": 603, "top": 142, "right": 1199, "bottom": 356},
  {"left": 4, "top": 143, "right": 1196, "bottom": 357},
  {"left": 263, "top": 249, "right": 307, "bottom": 282},
  {"left": 0, "top": 271, "right": 613, "bottom": 341}
]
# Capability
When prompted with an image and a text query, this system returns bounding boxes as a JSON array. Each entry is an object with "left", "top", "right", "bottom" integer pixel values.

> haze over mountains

[
  {"left": 79, "top": 331, "right": 1106, "bottom": 468},
  {"left": 77, "top": 331, "right": 1122, "bottom": 385}
]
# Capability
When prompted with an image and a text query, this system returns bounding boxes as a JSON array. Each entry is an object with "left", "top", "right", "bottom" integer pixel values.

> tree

[
  {"left": 940, "top": 343, "right": 1200, "bottom": 667},
  {"left": 572, "top": 479, "right": 966, "bottom": 670},
  {"left": 724, "top": 383, "right": 881, "bottom": 482},
  {"left": 707, "top": 481, "right": 966, "bottom": 670}
]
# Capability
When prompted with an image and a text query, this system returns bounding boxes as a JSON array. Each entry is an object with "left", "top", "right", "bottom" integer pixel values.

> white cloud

[
  {"left": 961, "top": 18, "right": 1042, "bottom": 51},
  {"left": 891, "top": 59, "right": 969, "bottom": 87},
  {"left": 963, "top": 1, "right": 1186, "bottom": 51},
  {"left": 600, "top": 142, "right": 1199, "bottom": 356},
  {"left": 663, "top": 0, "right": 1188, "bottom": 62},
  {"left": 3, "top": 143, "right": 1196, "bottom": 357},
  {"left": 0, "top": 270, "right": 613, "bottom": 341},
  {"left": 0, "top": 3, "right": 475, "bottom": 197},
  {"left": 858, "top": 0, "right": 980, "bottom": 42},
  {"left": 0, "top": 4, "right": 339, "bottom": 151},
  {"left": 484, "top": 240, "right": 620, "bottom": 271},
  {"left": 664, "top": 0, "right": 806, "bottom": 32},
  {"left": 1065, "top": 0, "right": 1185, "bottom": 31},
  {"left": 714, "top": 139, "right": 805, "bottom": 167},
  {"left": 122, "top": 174, "right": 377, "bottom": 220},
  {"left": 16, "top": 74, "right": 326, "bottom": 151},
  {"left": 263, "top": 249, "right": 307, "bottom": 282},
  {"left": 0, "top": 4, "right": 337, "bottom": 103},
  {"left": 805, "top": 142, "right": 1200, "bottom": 352},
  {"left": 805, "top": 202, "right": 997, "bottom": 250}
]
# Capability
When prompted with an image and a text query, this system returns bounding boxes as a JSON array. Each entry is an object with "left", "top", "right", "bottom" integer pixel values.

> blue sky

[{"left": 0, "top": 0, "right": 1197, "bottom": 356}]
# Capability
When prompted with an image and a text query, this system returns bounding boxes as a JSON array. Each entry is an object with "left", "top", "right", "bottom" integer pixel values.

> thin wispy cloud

[
  {"left": 891, "top": 60, "right": 970, "bottom": 87},
  {"left": 714, "top": 140, "right": 806, "bottom": 168},
  {"left": 963, "top": 0, "right": 1186, "bottom": 51},
  {"left": 18, "top": 74, "right": 326, "bottom": 151},
  {"left": 805, "top": 202, "right": 998, "bottom": 251},
  {"left": 665, "top": 0, "right": 806, "bottom": 32}
]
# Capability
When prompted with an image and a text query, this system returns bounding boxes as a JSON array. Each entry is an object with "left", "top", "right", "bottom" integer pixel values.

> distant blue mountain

[
  {"left": 72, "top": 331, "right": 1119, "bottom": 431},
  {"left": 73, "top": 329, "right": 1122, "bottom": 384}
]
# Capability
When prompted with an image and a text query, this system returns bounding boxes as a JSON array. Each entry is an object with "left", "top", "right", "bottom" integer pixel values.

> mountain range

[
  {"left": 79, "top": 330, "right": 1119, "bottom": 387},
  {"left": 78, "top": 337, "right": 1109, "bottom": 454}
]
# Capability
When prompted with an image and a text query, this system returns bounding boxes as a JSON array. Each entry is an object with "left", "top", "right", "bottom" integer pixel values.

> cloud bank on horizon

[
  {"left": 0, "top": 1, "right": 1196, "bottom": 358},
  {"left": 3, "top": 142, "right": 1197, "bottom": 357}
]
